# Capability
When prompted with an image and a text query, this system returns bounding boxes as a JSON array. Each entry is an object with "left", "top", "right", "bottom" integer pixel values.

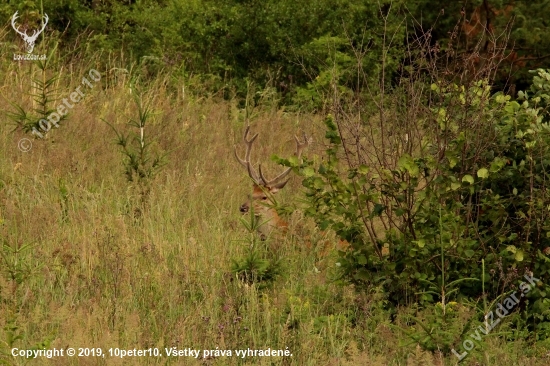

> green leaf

[
  {"left": 464, "top": 249, "right": 475, "bottom": 258},
  {"left": 372, "top": 204, "right": 385, "bottom": 216},
  {"left": 490, "top": 158, "right": 507, "bottom": 173},
  {"left": 397, "top": 154, "right": 419, "bottom": 177},
  {"left": 354, "top": 269, "right": 370, "bottom": 281},
  {"left": 313, "top": 178, "right": 325, "bottom": 189},
  {"left": 288, "top": 156, "right": 299, "bottom": 166},
  {"left": 462, "top": 175, "right": 474, "bottom": 184},
  {"left": 495, "top": 94, "right": 507, "bottom": 103},
  {"left": 515, "top": 250, "right": 524, "bottom": 262},
  {"left": 303, "top": 166, "right": 315, "bottom": 177},
  {"left": 414, "top": 239, "right": 426, "bottom": 248},
  {"left": 448, "top": 156, "right": 458, "bottom": 168},
  {"left": 450, "top": 182, "right": 461, "bottom": 191},
  {"left": 358, "top": 165, "right": 369, "bottom": 174},
  {"left": 477, "top": 168, "right": 489, "bottom": 179}
]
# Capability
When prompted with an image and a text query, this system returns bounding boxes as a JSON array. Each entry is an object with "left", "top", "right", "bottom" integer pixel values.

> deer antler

[
  {"left": 258, "top": 132, "right": 309, "bottom": 187},
  {"left": 234, "top": 126, "right": 261, "bottom": 184},
  {"left": 36, "top": 13, "right": 49, "bottom": 36},
  {"left": 11, "top": 11, "right": 27, "bottom": 38},
  {"left": 234, "top": 126, "right": 309, "bottom": 187}
]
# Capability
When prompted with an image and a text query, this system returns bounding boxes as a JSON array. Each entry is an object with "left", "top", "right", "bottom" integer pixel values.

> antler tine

[
  {"left": 261, "top": 131, "right": 310, "bottom": 187},
  {"left": 38, "top": 14, "right": 49, "bottom": 33},
  {"left": 294, "top": 131, "right": 310, "bottom": 158},
  {"left": 234, "top": 126, "right": 261, "bottom": 184},
  {"left": 242, "top": 126, "right": 258, "bottom": 162},
  {"left": 233, "top": 146, "right": 246, "bottom": 168},
  {"left": 29, "top": 14, "right": 48, "bottom": 39},
  {"left": 258, "top": 164, "right": 277, "bottom": 186},
  {"left": 11, "top": 11, "right": 26, "bottom": 37}
]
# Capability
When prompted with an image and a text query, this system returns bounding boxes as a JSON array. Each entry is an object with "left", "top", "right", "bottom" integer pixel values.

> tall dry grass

[{"left": 0, "top": 36, "right": 548, "bottom": 365}]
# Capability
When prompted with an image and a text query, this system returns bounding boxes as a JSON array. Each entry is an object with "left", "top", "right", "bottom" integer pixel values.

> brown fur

[{"left": 239, "top": 183, "right": 289, "bottom": 240}]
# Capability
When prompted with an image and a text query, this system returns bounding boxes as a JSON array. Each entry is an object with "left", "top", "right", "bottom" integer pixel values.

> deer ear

[
  {"left": 252, "top": 183, "right": 264, "bottom": 193},
  {"left": 270, "top": 178, "right": 289, "bottom": 192}
]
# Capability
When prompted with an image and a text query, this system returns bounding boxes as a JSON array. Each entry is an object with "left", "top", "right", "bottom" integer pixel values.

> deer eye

[{"left": 261, "top": 196, "right": 268, "bottom": 200}]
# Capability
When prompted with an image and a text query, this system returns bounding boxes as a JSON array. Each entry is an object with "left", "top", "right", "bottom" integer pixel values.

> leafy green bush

[{"left": 299, "top": 70, "right": 550, "bottom": 341}]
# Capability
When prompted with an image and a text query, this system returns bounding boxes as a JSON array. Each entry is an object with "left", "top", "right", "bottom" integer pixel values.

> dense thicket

[{"left": 2, "top": 0, "right": 549, "bottom": 99}]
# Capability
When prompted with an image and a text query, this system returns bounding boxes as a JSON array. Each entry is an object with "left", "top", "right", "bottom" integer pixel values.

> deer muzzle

[{"left": 239, "top": 203, "right": 249, "bottom": 213}]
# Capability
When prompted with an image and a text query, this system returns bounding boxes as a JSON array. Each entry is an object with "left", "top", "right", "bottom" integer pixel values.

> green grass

[{"left": 0, "top": 52, "right": 548, "bottom": 365}]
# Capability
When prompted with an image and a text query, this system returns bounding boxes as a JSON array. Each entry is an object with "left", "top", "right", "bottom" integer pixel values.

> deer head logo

[{"left": 11, "top": 11, "right": 48, "bottom": 54}]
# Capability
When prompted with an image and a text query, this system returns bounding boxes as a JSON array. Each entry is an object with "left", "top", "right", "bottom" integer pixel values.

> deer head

[
  {"left": 234, "top": 126, "right": 309, "bottom": 240},
  {"left": 11, "top": 11, "right": 48, "bottom": 54}
]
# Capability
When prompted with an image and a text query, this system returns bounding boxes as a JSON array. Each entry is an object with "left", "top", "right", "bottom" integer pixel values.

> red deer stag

[{"left": 234, "top": 126, "right": 309, "bottom": 240}]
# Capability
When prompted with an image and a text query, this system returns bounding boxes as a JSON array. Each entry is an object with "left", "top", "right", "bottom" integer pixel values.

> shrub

[{"left": 299, "top": 70, "right": 550, "bottom": 342}]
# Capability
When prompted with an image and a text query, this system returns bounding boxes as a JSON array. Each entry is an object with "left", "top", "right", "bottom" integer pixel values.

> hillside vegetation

[{"left": 1, "top": 1, "right": 550, "bottom": 365}]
